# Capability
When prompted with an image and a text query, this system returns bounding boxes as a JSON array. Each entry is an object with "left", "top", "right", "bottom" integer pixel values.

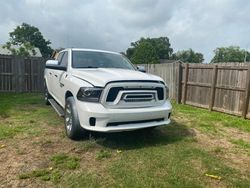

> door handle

[
  {"left": 49, "top": 72, "right": 52, "bottom": 75},
  {"left": 54, "top": 74, "right": 58, "bottom": 77}
]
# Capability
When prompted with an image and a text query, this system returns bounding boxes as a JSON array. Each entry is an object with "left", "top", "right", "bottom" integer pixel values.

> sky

[{"left": 0, "top": 0, "right": 250, "bottom": 63}]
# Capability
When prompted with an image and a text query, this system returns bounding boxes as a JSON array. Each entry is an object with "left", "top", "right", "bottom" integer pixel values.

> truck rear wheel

[{"left": 65, "top": 96, "right": 87, "bottom": 140}]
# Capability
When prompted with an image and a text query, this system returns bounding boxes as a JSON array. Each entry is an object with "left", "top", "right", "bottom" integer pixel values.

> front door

[{"left": 53, "top": 51, "right": 68, "bottom": 106}]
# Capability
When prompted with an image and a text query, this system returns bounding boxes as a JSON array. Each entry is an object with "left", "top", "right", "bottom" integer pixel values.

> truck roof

[{"left": 64, "top": 48, "right": 120, "bottom": 55}]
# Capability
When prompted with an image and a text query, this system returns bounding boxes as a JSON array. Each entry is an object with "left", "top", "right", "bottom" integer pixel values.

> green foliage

[
  {"left": 211, "top": 46, "right": 250, "bottom": 63},
  {"left": 4, "top": 23, "right": 53, "bottom": 57},
  {"left": 131, "top": 41, "right": 159, "bottom": 64},
  {"left": 172, "top": 49, "right": 204, "bottom": 63},
  {"left": 126, "top": 37, "right": 173, "bottom": 64},
  {"left": 3, "top": 41, "right": 36, "bottom": 57}
]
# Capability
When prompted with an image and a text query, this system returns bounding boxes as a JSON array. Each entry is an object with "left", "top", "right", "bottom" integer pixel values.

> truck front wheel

[{"left": 64, "top": 97, "right": 87, "bottom": 140}]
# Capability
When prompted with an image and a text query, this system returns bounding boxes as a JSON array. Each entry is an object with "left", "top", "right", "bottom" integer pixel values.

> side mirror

[
  {"left": 45, "top": 60, "right": 66, "bottom": 71},
  {"left": 137, "top": 65, "right": 146, "bottom": 73},
  {"left": 46, "top": 60, "right": 59, "bottom": 65}
]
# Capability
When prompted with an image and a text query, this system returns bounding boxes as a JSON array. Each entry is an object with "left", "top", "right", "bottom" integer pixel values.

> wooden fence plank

[
  {"left": 177, "top": 62, "right": 182, "bottom": 103},
  {"left": 182, "top": 63, "right": 189, "bottom": 104},
  {"left": 209, "top": 65, "right": 218, "bottom": 111},
  {"left": 242, "top": 65, "right": 250, "bottom": 118}
]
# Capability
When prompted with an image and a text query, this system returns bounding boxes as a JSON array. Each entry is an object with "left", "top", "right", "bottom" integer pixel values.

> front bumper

[{"left": 76, "top": 100, "right": 172, "bottom": 132}]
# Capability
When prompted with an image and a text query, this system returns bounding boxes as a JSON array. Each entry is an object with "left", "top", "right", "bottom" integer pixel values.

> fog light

[{"left": 89, "top": 117, "right": 96, "bottom": 126}]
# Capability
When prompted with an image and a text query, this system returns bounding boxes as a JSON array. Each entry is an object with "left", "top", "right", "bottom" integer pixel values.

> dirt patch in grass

[
  {"left": 222, "top": 126, "right": 250, "bottom": 141},
  {"left": 0, "top": 132, "right": 57, "bottom": 187},
  {"left": 173, "top": 114, "right": 250, "bottom": 175},
  {"left": 191, "top": 128, "right": 249, "bottom": 174},
  {"left": 0, "top": 119, "right": 114, "bottom": 187}
]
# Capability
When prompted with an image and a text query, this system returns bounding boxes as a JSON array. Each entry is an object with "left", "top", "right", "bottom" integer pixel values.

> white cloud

[{"left": 0, "top": 0, "right": 249, "bottom": 62}]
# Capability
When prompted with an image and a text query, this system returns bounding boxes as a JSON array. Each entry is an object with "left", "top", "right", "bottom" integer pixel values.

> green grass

[
  {"left": 0, "top": 93, "right": 62, "bottom": 140},
  {"left": 230, "top": 139, "right": 250, "bottom": 149},
  {"left": 19, "top": 169, "right": 51, "bottom": 180},
  {"left": 95, "top": 149, "right": 112, "bottom": 160},
  {"left": 19, "top": 168, "right": 63, "bottom": 183},
  {"left": 50, "top": 153, "right": 80, "bottom": 170},
  {"left": 173, "top": 102, "right": 250, "bottom": 133},
  {"left": 19, "top": 153, "right": 79, "bottom": 182},
  {"left": 0, "top": 93, "right": 249, "bottom": 187}
]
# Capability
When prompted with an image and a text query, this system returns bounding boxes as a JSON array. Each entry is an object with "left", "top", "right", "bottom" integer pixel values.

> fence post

[
  {"left": 242, "top": 65, "right": 250, "bottom": 119},
  {"left": 182, "top": 63, "right": 189, "bottom": 104},
  {"left": 209, "top": 65, "right": 218, "bottom": 111},
  {"left": 177, "top": 62, "right": 182, "bottom": 104}
]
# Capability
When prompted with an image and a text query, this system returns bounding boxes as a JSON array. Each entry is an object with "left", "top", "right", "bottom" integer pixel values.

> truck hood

[{"left": 71, "top": 68, "right": 164, "bottom": 87}]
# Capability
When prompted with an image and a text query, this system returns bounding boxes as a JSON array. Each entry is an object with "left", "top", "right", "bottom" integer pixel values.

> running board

[{"left": 48, "top": 99, "right": 65, "bottom": 117}]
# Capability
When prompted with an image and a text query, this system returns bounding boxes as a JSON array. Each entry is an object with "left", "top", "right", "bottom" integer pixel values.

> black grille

[
  {"left": 156, "top": 87, "right": 164, "bottom": 100},
  {"left": 106, "top": 87, "right": 123, "bottom": 102},
  {"left": 106, "top": 87, "right": 164, "bottom": 102},
  {"left": 125, "top": 94, "right": 153, "bottom": 99},
  {"left": 107, "top": 118, "right": 164, "bottom": 126}
]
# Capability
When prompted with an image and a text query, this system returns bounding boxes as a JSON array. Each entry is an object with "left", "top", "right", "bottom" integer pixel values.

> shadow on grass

[{"left": 87, "top": 120, "right": 196, "bottom": 150}]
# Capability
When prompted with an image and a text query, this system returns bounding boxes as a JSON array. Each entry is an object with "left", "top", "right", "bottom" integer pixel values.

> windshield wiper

[{"left": 78, "top": 66, "right": 99, "bottom": 68}]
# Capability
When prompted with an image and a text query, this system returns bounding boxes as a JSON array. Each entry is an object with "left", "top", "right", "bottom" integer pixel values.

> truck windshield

[{"left": 72, "top": 51, "right": 135, "bottom": 70}]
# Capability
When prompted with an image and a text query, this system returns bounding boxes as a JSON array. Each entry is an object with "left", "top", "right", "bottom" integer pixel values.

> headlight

[
  {"left": 77, "top": 87, "right": 103, "bottom": 102},
  {"left": 165, "top": 86, "right": 169, "bottom": 100}
]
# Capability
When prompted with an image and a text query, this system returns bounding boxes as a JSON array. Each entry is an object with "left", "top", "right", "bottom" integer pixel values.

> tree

[
  {"left": 4, "top": 23, "right": 53, "bottom": 57},
  {"left": 172, "top": 49, "right": 204, "bottom": 63},
  {"left": 3, "top": 41, "right": 36, "bottom": 57},
  {"left": 126, "top": 37, "right": 173, "bottom": 64},
  {"left": 211, "top": 46, "right": 250, "bottom": 63},
  {"left": 131, "top": 41, "right": 159, "bottom": 64}
]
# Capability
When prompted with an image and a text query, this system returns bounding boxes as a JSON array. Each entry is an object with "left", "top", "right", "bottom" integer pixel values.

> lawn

[{"left": 0, "top": 93, "right": 249, "bottom": 188}]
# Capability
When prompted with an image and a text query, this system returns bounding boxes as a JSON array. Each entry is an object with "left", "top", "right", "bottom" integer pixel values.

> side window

[
  {"left": 60, "top": 52, "right": 68, "bottom": 67},
  {"left": 57, "top": 52, "right": 64, "bottom": 64}
]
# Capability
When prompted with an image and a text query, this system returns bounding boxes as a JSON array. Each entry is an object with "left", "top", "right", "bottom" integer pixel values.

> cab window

[
  {"left": 60, "top": 52, "right": 68, "bottom": 67},
  {"left": 57, "top": 52, "right": 64, "bottom": 64}
]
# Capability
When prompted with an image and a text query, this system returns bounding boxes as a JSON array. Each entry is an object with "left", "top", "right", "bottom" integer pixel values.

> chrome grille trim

[
  {"left": 122, "top": 93, "right": 155, "bottom": 102},
  {"left": 100, "top": 82, "right": 165, "bottom": 108}
]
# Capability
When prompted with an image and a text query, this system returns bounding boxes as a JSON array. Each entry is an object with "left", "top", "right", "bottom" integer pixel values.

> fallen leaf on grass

[
  {"left": 0, "top": 144, "right": 6, "bottom": 149},
  {"left": 48, "top": 167, "right": 53, "bottom": 171},
  {"left": 116, "top": 150, "right": 122, "bottom": 154},
  {"left": 205, "top": 174, "right": 222, "bottom": 180}
]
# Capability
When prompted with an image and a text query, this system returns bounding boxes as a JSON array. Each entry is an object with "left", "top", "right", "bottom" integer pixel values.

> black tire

[
  {"left": 64, "top": 97, "right": 87, "bottom": 140},
  {"left": 44, "top": 82, "right": 52, "bottom": 105}
]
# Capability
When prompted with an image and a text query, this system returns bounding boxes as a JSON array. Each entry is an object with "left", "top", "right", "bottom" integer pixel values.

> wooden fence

[
  {"left": 0, "top": 55, "right": 249, "bottom": 119},
  {"left": 142, "top": 63, "right": 250, "bottom": 119},
  {"left": 0, "top": 55, "right": 45, "bottom": 92}
]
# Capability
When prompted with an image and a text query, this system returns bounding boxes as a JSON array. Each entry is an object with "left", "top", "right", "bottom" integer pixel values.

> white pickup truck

[{"left": 44, "top": 48, "right": 172, "bottom": 139}]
